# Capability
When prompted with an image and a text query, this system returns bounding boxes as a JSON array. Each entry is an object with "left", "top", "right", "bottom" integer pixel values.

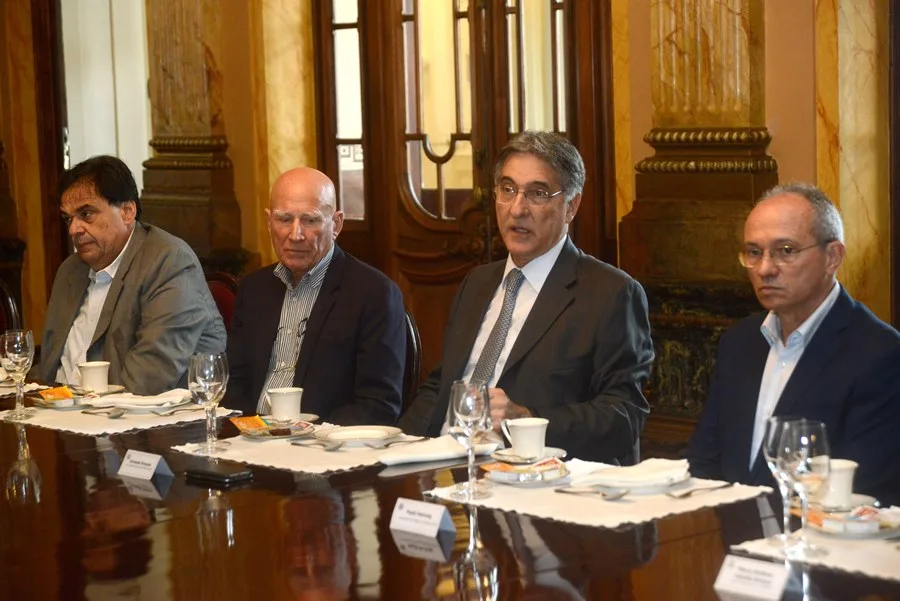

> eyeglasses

[
  {"left": 738, "top": 244, "right": 821, "bottom": 268},
  {"left": 495, "top": 183, "right": 564, "bottom": 207}
]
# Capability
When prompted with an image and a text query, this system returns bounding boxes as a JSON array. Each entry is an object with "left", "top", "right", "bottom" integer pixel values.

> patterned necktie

[{"left": 471, "top": 268, "right": 525, "bottom": 385}]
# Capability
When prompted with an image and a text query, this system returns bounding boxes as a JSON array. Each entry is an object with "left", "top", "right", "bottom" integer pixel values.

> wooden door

[{"left": 314, "top": 0, "right": 616, "bottom": 374}]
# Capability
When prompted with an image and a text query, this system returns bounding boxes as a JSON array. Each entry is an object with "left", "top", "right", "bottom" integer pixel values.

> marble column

[
  {"left": 619, "top": 0, "right": 775, "bottom": 457},
  {"left": 141, "top": 0, "right": 247, "bottom": 274}
]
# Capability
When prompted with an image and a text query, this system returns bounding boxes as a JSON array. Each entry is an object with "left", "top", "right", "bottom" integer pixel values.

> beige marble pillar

[
  {"left": 619, "top": 0, "right": 775, "bottom": 456},
  {"left": 141, "top": 0, "right": 246, "bottom": 272}
]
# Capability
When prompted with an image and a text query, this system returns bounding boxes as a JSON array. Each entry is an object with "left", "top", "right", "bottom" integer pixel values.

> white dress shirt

[
  {"left": 56, "top": 229, "right": 135, "bottom": 385},
  {"left": 441, "top": 235, "right": 568, "bottom": 433},
  {"left": 748, "top": 281, "right": 841, "bottom": 468}
]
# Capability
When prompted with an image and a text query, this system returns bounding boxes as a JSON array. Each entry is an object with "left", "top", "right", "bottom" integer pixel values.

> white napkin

[
  {"left": 0, "top": 382, "right": 47, "bottom": 396},
  {"left": 379, "top": 435, "right": 499, "bottom": 466},
  {"left": 0, "top": 366, "right": 7, "bottom": 381},
  {"left": 572, "top": 458, "right": 690, "bottom": 488},
  {"left": 102, "top": 388, "right": 191, "bottom": 407}
]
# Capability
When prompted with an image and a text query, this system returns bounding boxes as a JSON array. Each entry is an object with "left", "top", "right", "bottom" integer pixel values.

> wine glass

[
  {"left": 188, "top": 352, "right": 230, "bottom": 455},
  {"left": 448, "top": 379, "right": 491, "bottom": 501},
  {"left": 762, "top": 415, "right": 801, "bottom": 550},
  {"left": 453, "top": 506, "right": 498, "bottom": 600},
  {"left": 1, "top": 330, "right": 36, "bottom": 421},
  {"left": 5, "top": 424, "right": 42, "bottom": 504},
  {"left": 778, "top": 419, "right": 831, "bottom": 559}
]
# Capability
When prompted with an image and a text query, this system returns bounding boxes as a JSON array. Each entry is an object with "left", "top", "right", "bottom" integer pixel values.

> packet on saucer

[
  {"left": 229, "top": 415, "right": 268, "bottom": 433},
  {"left": 39, "top": 386, "right": 74, "bottom": 401},
  {"left": 482, "top": 457, "right": 568, "bottom": 484}
]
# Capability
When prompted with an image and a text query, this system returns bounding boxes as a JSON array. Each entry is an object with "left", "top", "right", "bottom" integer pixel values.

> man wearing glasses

[
  {"left": 400, "top": 131, "right": 654, "bottom": 465},
  {"left": 687, "top": 183, "right": 900, "bottom": 502},
  {"left": 223, "top": 167, "right": 406, "bottom": 425}
]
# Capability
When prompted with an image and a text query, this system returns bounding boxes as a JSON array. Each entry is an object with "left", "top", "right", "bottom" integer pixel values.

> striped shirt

[{"left": 256, "top": 246, "right": 334, "bottom": 413}]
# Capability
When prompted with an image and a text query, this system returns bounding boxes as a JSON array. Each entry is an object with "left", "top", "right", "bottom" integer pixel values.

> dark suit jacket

[
  {"left": 687, "top": 287, "right": 900, "bottom": 504},
  {"left": 223, "top": 246, "right": 406, "bottom": 426},
  {"left": 39, "top": 223, "right": 226, "bottom": 394},
  {"left": 398, "top": 238, "right": 654, "bottom": 465}
]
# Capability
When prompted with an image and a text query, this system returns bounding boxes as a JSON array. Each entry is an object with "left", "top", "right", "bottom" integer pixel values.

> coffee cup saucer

[
  {"left": 491, "top": 447, "right": 567, "bottom": 465},
  {"left": 260, "top": 413, "right": 320, "bottom": 424},
  {"left": 792, "top": 492, "right": 878, "bottom": 513}
]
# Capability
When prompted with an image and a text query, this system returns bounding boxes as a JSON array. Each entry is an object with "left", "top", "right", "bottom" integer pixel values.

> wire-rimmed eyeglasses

[
  {"left": 738, "top": 243, "right": 821, "bottom": 268},
  {"left": 494, "top": 183, "right": 564, "bottom": 207}
]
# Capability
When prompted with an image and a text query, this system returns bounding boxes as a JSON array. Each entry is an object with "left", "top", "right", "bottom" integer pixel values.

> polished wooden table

[{"left": 0, "top": 410, "right": 897, "bottom": 601}]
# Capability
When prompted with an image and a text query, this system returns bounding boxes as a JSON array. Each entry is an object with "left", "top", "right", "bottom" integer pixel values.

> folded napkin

[
  {"left": 572, "top": 458, "right": 690, "bottom": 488},
  {"left": 0, "top": 382, "right": 47, "bottom": 396},
  {"left": 379, "top": 435, "right": 499, "bottom": 466},
  {"left": 101, "top": 388, "right": 191, "bottom": 407},
  {"left": 0, "top": 366, "right": 7, "bottom": 381}
]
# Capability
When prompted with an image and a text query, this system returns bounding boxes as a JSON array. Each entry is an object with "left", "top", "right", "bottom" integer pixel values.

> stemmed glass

[
  {"left": 188, "top": 352, "right": 230, "bottom": 455},
  {"left": 762, "top": 415, "right": 800, "bottom": 551},
  {"left": 1, "top": 330, "right": 36, "bottom": 421},
  {"left": 448, "top": 379, "right": 491, "bottom": 501},
  {"left": 5, "top": 424, "right": 42, "bottom": 504},
  {"left": 778, "top": 419, "right": 831, "bottom": 559},
  {"left": 453, "top": 505, "right": 498, "bottom": 600}
]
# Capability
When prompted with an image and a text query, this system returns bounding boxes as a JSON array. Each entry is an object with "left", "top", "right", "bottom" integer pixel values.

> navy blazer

[
  {"left": 687, "top": 287, "right": 900, "bottom": 504},
  {"left": 398, "top": 238, "right": 654, "bottom": 465},
  {"left": 223, "top": 246, "right": 406, "bottom": 426}
]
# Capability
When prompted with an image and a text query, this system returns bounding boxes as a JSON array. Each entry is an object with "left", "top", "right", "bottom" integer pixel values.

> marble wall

[{"left": 1, "top": 0, "right": 48, "bottom": 338}]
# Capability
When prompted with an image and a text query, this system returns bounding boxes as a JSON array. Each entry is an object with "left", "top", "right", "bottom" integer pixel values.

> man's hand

[{"left": 488, "top": 387, "right": 532, "bottom": 431}]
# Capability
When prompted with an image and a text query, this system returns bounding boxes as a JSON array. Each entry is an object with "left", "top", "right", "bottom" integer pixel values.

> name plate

[
  {"left": 391, "top": 529, "right": 455, "bottom": 562},
  {"left": 118, "top": 450, "right": 174, "bottom": 480},
  {"left": 714, "top": 555, "right": 789, "bottom": 601},
  {"left": 390, "top": 497, "right": 456, "bottom": 538}
]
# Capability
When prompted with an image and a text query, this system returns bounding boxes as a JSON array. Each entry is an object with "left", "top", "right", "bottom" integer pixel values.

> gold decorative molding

[
  {"left": 149, "top": 136, "right": 229, "bottom": 153},
  {"left": 643, "top": 128, "right": 771, "bottom": 146},
  {"left": 635, "top": 158, "right": 777, "bottom": 174},
  {"left": 143, "top": 157, "right": 233, "bottom": 171}
]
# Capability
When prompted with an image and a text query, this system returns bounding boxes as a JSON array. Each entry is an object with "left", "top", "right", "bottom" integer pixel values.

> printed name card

[
  {"left": 390, "top": 497, "right": 456, "bottom": 538},
  {"left": 714, "top": 555, "right": 789, "bottom": 601},
  {"left": 391, "top": 529, "right": 455, "bottom": 562},
  {"left": 118, "top": 450, "right": 174, "bottom": 480}
]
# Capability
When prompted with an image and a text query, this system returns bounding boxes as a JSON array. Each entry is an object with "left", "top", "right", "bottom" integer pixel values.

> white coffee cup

[
  {"left": 268, "top": 387, "right": 303, "bottom": 422},
  {"left": 501, "top": 417, "right": 549, "bottom": 459},
  {"left": 77, "top": 361, "right": 110, "bottom": 393},
  {"left": 815, "top": 458, "right": 858, "bottom": 509}
]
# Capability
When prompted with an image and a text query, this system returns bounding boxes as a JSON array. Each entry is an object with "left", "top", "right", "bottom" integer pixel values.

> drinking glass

[
  {"left": 5, "top": 424, "right": 42, "bottom": 504},
  {"left": 762, "top": 415, "right": 801, "bottom": 550},
  {"left": 453, "top": 505, "right": 498, "bottom": 600},
  {"left": 448, "top": 379, "right": 491, "bottom": 501},
  {"left": 188, "top": 352, "right": 230, "bottom": 455},
  {"left": 1, "top": 330, "right": 36, "bottom": 421},
  {"left": 778, "top": 419, "right": 830, "bottom": 559}
]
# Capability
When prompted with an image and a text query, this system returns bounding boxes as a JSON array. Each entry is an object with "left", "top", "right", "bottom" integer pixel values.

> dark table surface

[{"left": 0, "top": 401, "right": 897, "bottom": 601}]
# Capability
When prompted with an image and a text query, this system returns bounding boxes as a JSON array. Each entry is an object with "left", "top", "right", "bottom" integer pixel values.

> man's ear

[
  {"left": 825, "top": 240, "right": 845, "bottom": 275},
  {"left": 332, "top": 210, "right": 344, "bottom": 239},
  {"left": 121, "top": 200, "right": 138, "bottom": 224},
  {"left": 565, "top": 194, "right": 582, "bottom": 223}
]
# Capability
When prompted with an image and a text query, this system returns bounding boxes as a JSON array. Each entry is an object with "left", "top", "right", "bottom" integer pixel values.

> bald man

[{"left": 223, "top": 168, "right": 406, "bottom": 425}]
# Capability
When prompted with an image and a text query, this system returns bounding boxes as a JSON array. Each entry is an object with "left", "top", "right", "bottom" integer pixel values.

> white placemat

[
  {"left": 0, "top": 406, "right": 234, "bottom": 436},
  {"left": 732, "top": 533, "right": 900, "bottom": 582},
  {"left": 425, "top": 459, "right": 771, "bottom": 529},
  {"left": 172, "top": 433, "right": 499, "bottom": 475}
]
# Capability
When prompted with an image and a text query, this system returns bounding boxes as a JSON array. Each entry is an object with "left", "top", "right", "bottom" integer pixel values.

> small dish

[
  {"left": 484, "top": 462, "right": 570, "bottom": 487},
  {"left": 491, "top": 447, "right": 567, "bottom": 465},
  {"left": 573, "top": 472, "right": 691, "bottom": 495},
  {"left": 260, "top": 413, "right": 320, "bottom": 424},
  {"left": 313, "top": 425, "right": 402, "bottom": 447},
  {"left": 71, "top": 384, "right": 127, "bottom": 398},
  {"left": 809, "top": 521, "right": 900, "bottom": 540},
  {"left": 793, "top": 493, "right": 878, "bottom": 513},
  {"left": 241, "top": 421, "right": 315, "bottom": 441}
]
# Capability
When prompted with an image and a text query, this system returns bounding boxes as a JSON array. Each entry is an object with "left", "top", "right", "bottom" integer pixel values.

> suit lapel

[
  {"left": 771, "top": 289, "right": 851, "bottom": 418},
  {"left": 445, "top": 262, "right": 505, "bottom": 381},
  {"left": 499, "top": 238, "right": 577, "bottom": 380},
  {"left": 292, "top": 247, "right": 344, "bottom": 386},
  {"left": 91, "top": 224, "right": 147, "bottom": 346},
  {"left": 46, "top": 263, "right": 91, "bottom": 369},
  {"left": 736, "top": 324, "right": 771, "bottom": 482}
]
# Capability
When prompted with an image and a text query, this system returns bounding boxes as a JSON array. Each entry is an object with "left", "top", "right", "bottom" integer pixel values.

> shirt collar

[
  {"left": 274, "top": 244, "right": 335, "bottom": 291},
  {"left": 503, "top": 234, "right": 568, "bottom": 295},
  {"left": 760, "top": 281, "right": 841, "bottom": 349},
  {"left": 89, "top": 227, "right": 135, "bottom": 283}
]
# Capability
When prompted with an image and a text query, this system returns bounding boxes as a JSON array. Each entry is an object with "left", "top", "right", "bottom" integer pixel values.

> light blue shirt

[
  {"left": 748, "top": 281, "right": 841, "bottom": 468},
  {"left": 57, "top": 229, "right": 136, "bottom": 385}
]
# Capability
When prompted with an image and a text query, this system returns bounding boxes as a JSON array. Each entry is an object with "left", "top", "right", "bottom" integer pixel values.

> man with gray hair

[
  {"left": 400, "top": 131, "right": 655, "bottom": 465},
  {"left": 688, "top": 183, "right": 900, "bottom": 503},
  {"left": 223, "top": 167, "right": 406, "bottom": 425}
]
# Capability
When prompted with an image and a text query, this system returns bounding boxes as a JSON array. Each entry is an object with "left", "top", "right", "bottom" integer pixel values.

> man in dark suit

[
  {"left": 399, "top": 131, "right": 654, "bottom": 465},
  {"left": 687, "top": 183, "right": 900, "bottom": 503},
  {"left": 40, "top": 155, "right": 226, "bottom": 394},
  {"left": 223, "top": 167, "right": 406, "bottom": 425}
]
